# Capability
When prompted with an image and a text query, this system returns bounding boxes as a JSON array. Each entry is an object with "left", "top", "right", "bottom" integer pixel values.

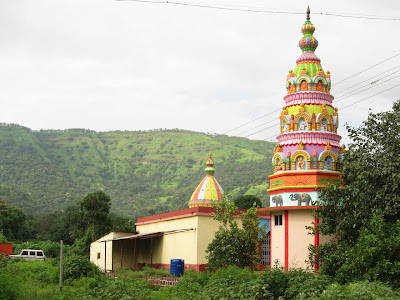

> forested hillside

[{"left": 0, "top": 124, "right": 275, "bottom": 219}]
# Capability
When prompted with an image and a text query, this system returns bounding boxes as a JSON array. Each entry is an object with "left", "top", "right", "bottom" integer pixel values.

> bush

[
  {"left": 285, "top": 269, "right": 333, "bottom": 299},
  {"left": 7, "top": 259, "right": 59, "bottom": 284},
  {"left": 317, "top": 215, "right": 400, "bottom": 287},
  {"left": 310, "top": 281, "right": 400, "bottom": 299},
  {"left": 258, "top": 266, "right": 289, "bottom": 299},
  {"left": 0, "top": 253, "right": 9, "bottom": 268},
  {"left": 0, "top": 272, "right": 20, "bottom": 300},
  {"left": 63, "top": 255, "right": 100, "bottom": 280}
]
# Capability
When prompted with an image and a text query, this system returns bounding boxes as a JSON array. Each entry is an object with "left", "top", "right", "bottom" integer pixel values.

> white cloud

[{"left": 0, "top": 0, "right": 399, "bottom": 144}]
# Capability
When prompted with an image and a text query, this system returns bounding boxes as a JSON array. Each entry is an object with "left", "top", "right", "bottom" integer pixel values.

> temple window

[{"left": 274, "top": 215, "right": 283, "bottom": 226}]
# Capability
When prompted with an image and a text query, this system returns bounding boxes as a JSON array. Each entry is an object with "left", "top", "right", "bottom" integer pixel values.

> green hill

[{"left": 0, "top": 124, "right": 275, "bottom": 219}]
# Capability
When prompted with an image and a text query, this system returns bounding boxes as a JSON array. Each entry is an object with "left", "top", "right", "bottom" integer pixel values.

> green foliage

[
  {"left": 0, "top": 252, "right": 9, "bottom": 268},
  {"left": 308, "top": 281, "right": 400, "bottom": 299},
  {"left": 0, "top": 126, "right": 275, "bottom": 218},
  {"left": 114, "top": 266, "right": 170, "bottom": 279},
  {"left": 316, "top": 215, "right": 400, "bottom": 286},
  {"left": 234, "top": 195, "right": 262, "bottom": 209},
  {"left": 13, "top": 240, "right": 61, "bottom": 258},
  {"left": 7, "top": 259, "right": 59, "bottom": 284},
  {"left": 1, "top": 259, "right": 400, "bottom": 299},
  {"left": 284, "top": 269, "right": 333, "bottom": 299},
  {"left": 206, "top": 198, "right": 260, "bottom": 270},
  {"left": 79, "top": 191, "right": 112, "bottom": 242},
  {"left": 314, "top": 101, "right": 400, "bottom": 286},
  {"left": 0, "top": 200, "right": 28, "bottom": 241},
  {"left": 0, "top": 232, "right": 8, "bottom": 243},
  {"left": 0, "top": 272, "right": 20, "bottom": 300},
  {"left": 63, "top": 255, "right": 101, "bottom": 280},
  {"left": 258, "top": 265, "right": 289, "bottom": 299}
]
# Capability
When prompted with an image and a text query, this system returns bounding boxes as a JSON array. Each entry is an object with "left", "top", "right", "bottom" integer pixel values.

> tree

[
  {"left": 51, "top": 205, "right": 86, "bottom": 244},
  {"left": 234, "top": 195, "right": 262, "bottom": 209},
  {"left": 312, "top": 100, "right": 400, "bottom": 285},
  {"left": 0, "top": 200, "right": 28, "bottom": 240},
  {"left": 79, "top": 191, "right": 112, "bottom": 242},
  {"left": 206, "top": 196, "right": 260, "bottom": 270}
]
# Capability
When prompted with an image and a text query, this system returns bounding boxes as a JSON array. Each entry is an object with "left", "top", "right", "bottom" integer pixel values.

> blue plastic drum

[{"left": 170, "top": 259, "right": 184, "bottom": 276}]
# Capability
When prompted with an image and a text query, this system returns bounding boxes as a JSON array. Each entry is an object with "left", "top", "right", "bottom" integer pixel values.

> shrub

[
  {"left": 258, "top": 265, "right": 289, "bottom": 299},
  {"left": 310, "top": 281, "right": 400, "bottom": 299},
  {"left": 0, "top": 272, "right": 20, "bottom": 300},
  {"left": 0, "top": 253, "right": 9, "bottom": 268},
  {"left": 63, "top": 255, "right": 100, "bottom": 280},
  {"left": 285, "top": 269, "right": 333, "bottom": 299},
  {"left": 6, "top": 260, "right": 59, "bottom": 284}
]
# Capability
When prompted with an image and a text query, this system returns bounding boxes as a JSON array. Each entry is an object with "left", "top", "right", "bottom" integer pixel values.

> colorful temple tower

[
  {"left": 265, "top": 8, "right": 344, "bottom": 270},
  {"left": 188, "top": 152, "right": 225, "bottom": 208}
]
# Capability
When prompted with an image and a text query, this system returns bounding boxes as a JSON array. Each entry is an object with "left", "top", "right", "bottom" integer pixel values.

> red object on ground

[{"left": 0, "top": 243, "right": 13, "bottom": 256}]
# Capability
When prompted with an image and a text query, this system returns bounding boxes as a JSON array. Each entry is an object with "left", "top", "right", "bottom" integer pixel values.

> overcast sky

[{"left": 1, "top": 0, "right": 399, "bottom": 144}]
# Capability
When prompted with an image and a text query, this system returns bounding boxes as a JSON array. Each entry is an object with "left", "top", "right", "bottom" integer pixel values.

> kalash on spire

[{"left": 261, "top": 7, "right": 345, "bottom": 270}]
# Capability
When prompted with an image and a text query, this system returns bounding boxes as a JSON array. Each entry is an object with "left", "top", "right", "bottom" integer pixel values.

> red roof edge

[{"left": 136, "top": 206, "right": 270, "bottom": 225}]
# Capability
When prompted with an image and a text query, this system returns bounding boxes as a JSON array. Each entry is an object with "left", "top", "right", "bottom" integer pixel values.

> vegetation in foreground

[
  {"left": 311, "top": 100, "right": 400, "bottom": 286},
  {"left": 1, "top": 258, "right": 399, "bottom": 300}
]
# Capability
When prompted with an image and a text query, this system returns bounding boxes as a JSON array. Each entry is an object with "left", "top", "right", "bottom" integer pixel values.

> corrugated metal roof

[{"left": 100, "top": 228, "right": 195, "bottom": 242}]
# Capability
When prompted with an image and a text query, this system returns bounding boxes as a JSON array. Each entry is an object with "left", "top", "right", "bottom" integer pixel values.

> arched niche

[
  {"left": 316, "top": 113, "right": 333, "bottom": 132},
  {"left": 272, "top": 153, "right": 286, "bottom": 172},
  {"left": 280, "top": 116, "right": 290, "bottom": 133},
  {"left": 294, "top": 112, "right": 311, "bottom": 131},
  {"left": 318, "top": 150, "right": 337, "bottom": 171},
  {"left": 291, "top": 150, "right": 311, "bottom": 170}
]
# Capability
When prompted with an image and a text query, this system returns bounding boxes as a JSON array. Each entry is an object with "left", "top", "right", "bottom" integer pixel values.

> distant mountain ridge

[{"left": 0, "top": 124, "right": 275, "bottom": 219}]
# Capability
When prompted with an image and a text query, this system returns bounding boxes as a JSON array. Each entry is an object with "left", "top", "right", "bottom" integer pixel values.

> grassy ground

[{"left": 1, "top": 257, "right": 399, "bottom": 300}]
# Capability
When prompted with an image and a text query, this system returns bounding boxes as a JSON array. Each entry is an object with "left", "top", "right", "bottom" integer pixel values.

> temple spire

[
  {"left": 307, "top": 5, "right": 310, "bottom": 21},
  {"left": 188, "top": 153, "right": 224, "bottom": 208}
]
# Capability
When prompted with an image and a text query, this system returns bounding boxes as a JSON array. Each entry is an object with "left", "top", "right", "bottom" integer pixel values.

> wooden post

[
  {"left": 120, "top": 240, "right": 123, "bottom": 269},
  {"left": 150, "top": 238, "right": 153, "bottom": 268},
  {"left": 133, "top": 239, "right": 137, "bottom": 270},
  {"left": 59, "top": 240, "right": 63, "bottom": 291},
  {"left": 104, "top": 241, "right": 107, "bottom": 273}
]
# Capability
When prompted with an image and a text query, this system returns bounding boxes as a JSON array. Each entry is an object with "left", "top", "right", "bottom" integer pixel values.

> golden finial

[{"left": 307, "top": 6, "right": 310, "bottom": 21}]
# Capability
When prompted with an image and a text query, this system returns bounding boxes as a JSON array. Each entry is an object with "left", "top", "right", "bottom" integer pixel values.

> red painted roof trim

[{"left": 135, "top": 206, "right": 270, "bottom": 225}]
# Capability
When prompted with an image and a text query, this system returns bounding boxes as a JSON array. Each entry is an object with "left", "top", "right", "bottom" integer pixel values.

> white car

[{"left": 9, "top": 249, "right": 46, "bottom": 261}]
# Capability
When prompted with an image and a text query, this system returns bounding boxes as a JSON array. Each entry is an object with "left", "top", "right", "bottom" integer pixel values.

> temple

[
  {"left": 90, "top": 153, "right": 269, "bottom": 272},
  {"left": 90, "top": 7, "right": 341, "bottom": 273},
  {"left": 260, "top": 7, "right": 343, "bottom": 270}
]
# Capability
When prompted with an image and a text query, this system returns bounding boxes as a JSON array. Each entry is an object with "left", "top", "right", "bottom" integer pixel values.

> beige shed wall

[
  {"left": 90, "top": 232, "right": 134, "bottom": 272},
  {"left": 112, "top": 239, "right": 136, "bottom": 270},
  {"left": 270, "top": 211, "right": 285, "bottom": 268},
  {"left": 288, "top": 210, "right": 314, "bottom": 269},
  {"left": 196, "top": 216, "right": 227, "bottom": 264},
  {"left": 136, "top": 216, "right": 199, "bottom": 265}
]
